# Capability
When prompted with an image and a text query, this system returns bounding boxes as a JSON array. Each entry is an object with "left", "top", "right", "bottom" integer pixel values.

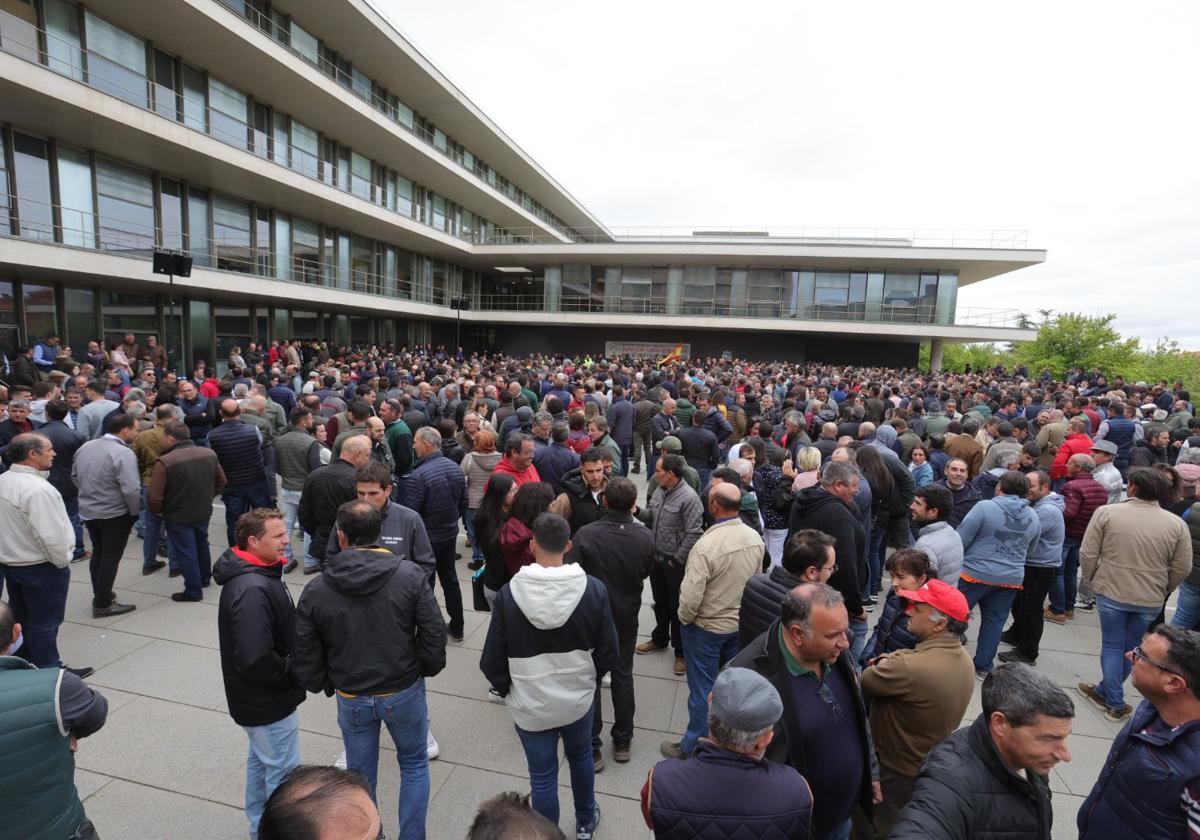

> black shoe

[
  {"left": 201, "top": 580, "right": 211, "bottom": 588},
  {"left": 171, "top": 592, "right": 202, "bottom": 602},
  {"left": 168, "top": 569, "right": 182, "bottom": 578},
  {"left": 630, "top": 466, "right": 640, "bottom": 474},
  {"left": 93, "top": 602, "right": 136, "bottom": 618},
  {"left": 64, "top": 665, "right": 94, "bottom": 679},
  {"left": 283, "top": 559, "right": 298, "bottom": 574},
  {"left": 998, "top": 649, "right": 1037, "bottom": 665},
  {"left": 157, "top": 544, "right": 169, "bottom": 558},
  {"left": 999, "top": 629, "right": 1016, "bottom": 645},
  {"left": 303, "top": 565, "right": 321, "bottom": 575},
  {"left": 466, "top": 560, "right": 482, "bottom": 571},
  {"left": 142, "top": 561, "right": 167, "bottom": 576},
  {"left": 454, "top": 552, "right": 462, "bottom": 560},
  {"left": 1075, "top": 600, "right": 1096, "bottom": 612},
  {"left": 863, "top": 596, "right": 878, "bottom": 607}
]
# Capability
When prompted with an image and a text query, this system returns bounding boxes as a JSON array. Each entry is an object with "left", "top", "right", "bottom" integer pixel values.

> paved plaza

[{"left": 59, "top": 502, "right": 1149, "bottom": 839}]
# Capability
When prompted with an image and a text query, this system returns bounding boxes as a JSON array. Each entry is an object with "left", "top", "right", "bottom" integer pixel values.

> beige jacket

[
  {"left": 1080, "top": 498, "right": 1193, "bottom": 608},
  {"left": 677, "top": 518, "right": 764, "bottom": 634}
]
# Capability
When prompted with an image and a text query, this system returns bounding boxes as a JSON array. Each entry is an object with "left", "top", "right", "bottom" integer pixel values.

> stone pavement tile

[
  {"left": 64, "top": 578, "right": 166, "bottom": 629},
  {"left": 76, "top": 768, "right": 114, "bottom": 802},
  {"left": 1052, "top": 732, "right": 1112, "bottom": 796},
  {"left": 600, "top": 672, "right": 678, "bottom": 736},
  {"left": 102, "top": 598, "right": 220, "bottom": 650},
  {"left": 1038, "top": 620, "right": 1105, "bottom": 655},
  {"left": 56, "top": 620, "right": 156, "bottom": 672},
  {"left": 83, "top": 778, "right": 246, "bottom": 840},
  {"left": 296, "top": 690, "right": 343, "bottom": 741},
  {"left": 89, "top": 639, "right": 226, "bottom": 711},
  {"left": 458, "top": 613, "right": 492, "bottom": 651},
  {"left": 428, "top": 642, "right": 492, "bottom": 703},
  {"left": 591, "top": 788, "right": 655, "bottom": 839},
  {"left": 76, "top": 695, "right": 247, "bottom": 798},
  {"left": 89, "top": 686, "right": 142, "bottom": 715},
  {"left": 207, "top": 727, "right": 345, "bottom": 809},
  {"left": 1066, "top": 696, "right": 1128, "bottom": 740},
  {"left": 666, "top": 680, "right": 690, "bottom": 735},
  {"left": 120, "top": 565, "right": 193, "bottom": 598},
  {"left": 631, "top": 648, "right": 686, "bottom": 683},
  {"left": 1048, "top": 767, "right": 1070, "bottom": 795},
  {"left": 427, "top": 693, "right": 536, "bottom": 774},
  {"left": 562, "top": 726, "right": 675, "bottom": 799},
  {"left": 425, "top": 764, "right": 539, "bottom": 839},
  {"left": 1052, "top": 793, "right": 1087, "bottom": 840}
]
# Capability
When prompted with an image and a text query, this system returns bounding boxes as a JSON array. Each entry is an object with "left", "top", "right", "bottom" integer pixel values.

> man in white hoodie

[{"left": 480, "top": 512, "right": 618, "bottom": 840}]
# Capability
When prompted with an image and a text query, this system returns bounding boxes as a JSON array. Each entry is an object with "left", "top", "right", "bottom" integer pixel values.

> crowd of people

[{"left": 1, "top": 336, "right": 1199, "bottom": 840}]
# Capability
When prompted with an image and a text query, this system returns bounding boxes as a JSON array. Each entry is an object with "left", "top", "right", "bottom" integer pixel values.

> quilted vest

[
  {"left": 1103, "top": 417, "right": 1135, "bottom": 461},
  {"left": 0, "top": 657, "right": 87, "bottom": 840}
]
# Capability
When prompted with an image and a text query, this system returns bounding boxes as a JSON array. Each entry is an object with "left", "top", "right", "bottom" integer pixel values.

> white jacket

[{"left": 0, "top": 465, "right": 74, "bottom": 568}]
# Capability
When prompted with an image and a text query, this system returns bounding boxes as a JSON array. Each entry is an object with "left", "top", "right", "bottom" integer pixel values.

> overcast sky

[{"left": 378, "top": 1, "right": 1199, "bottom": 346}]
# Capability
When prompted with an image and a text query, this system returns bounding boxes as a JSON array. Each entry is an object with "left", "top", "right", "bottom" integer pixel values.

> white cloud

[{"left": 375, "top": 0, "right": 1200, "bottom": 344}]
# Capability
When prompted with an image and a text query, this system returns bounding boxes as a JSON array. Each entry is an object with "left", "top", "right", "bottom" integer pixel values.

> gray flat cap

[{"left": 709, "top": 667, "right": 783, "bottom": 733}]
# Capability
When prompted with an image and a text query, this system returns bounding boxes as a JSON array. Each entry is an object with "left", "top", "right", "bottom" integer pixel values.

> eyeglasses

[
  {"left": 817, "top": 681, "right": 845, "bottom": 721},
  {"left": 821, "top": 563, "right": 839, "bottom": 574},
  {"left": 1130, "top": 646, "right": 1186, "bottom": 679}
]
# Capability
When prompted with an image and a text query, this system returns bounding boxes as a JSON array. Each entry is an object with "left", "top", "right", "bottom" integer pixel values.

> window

[
  {"left": 682, "top": 266, "right": 715, "bottom": 314},
  {"left": 0, "top": 131, "right": 10, "bottom": 232},
  {"left": 291, "top": 310, "right": 317, "bottom": 339},
  {"left": 883, "top": 272, "right": 919, "bottom": 306},
  {"left": 620, "top": 267, "right": 650, "bottom": 313},
  {"left": 12, "top": 133, "right": 54, "bottom": 240},
  {"left": 213, "top": 194, "right": 252, "bottom": 272},
  {"left": 714, "top": 268, "right": 733, "bottom": 315},
  {"left": 0, "top": 0, "right": 38, "bottom": 62},
  {"left": 22, "top": 284, "right": 58, "bottom": 341},
  {"left": 394, "top": 175, "right": 414, "bottom": 218},
  {"left": 84, "top": 12, "right": 148, "bottom": 106},
  {"left": 64, "top": 287, "right": 96, "bottom": 349},
  {"left": 209, "top": 78, "right": 248, "bottom": 148},
  {"left": 96, "top": 158, "right": 155, "bottom": 254},
  {"left": 187, "top": 188, "right": 211, "bottom": 266},
  {"left": 814, "top": 272, "right": 850, "bottom": 306},
  {"left": 274, "top": 214, "right": 290, "bottom": 281},
  {"left": 337, "top": 146, "right": 351, "bottom": 192},
  {"left": 292, "top": 217, "right": 320, "bottom": 284},
  {"left": 350, "top": 67, "right": 371, "bottom": 101},
  {"left": 562, "top": 264, "right": 589, "bottom": 310},
  {"left": 351, "top": 236, "right": 373, "bottom": 293},
  {"left": 393, "top": 248, "right": 412, "bottom": 299},
  {"left": 101, "top": 291, "right": 155, "bottom": 350},
  {"left": 271, "top": 112, "right": 289, "bottom": 167},
  {"left": 159, "top": 178, "right": 183, "bottom": 249},
  {"left": 747, "top": 269, "right": 783, "bottom": 316},
  {"left": 254, "top": 206, "right": 271, "bottom": 274},
  {"left": 291, "top": 120, "right": 319, "bottom": 179},
  {"left": 56, "top": 146, "right": 95, "bottom": 248},
  {"left": 919, "top": 272, "right": 939, "bottom": 312},
  {"left": 650, "top": 267, "right": 669, "bottom": 313},
  {"left": 252, "top": 103, "right": 270, "bottom": 158},
  {"left": 152, "top": 49, "right": 177, "bottom": 119},
  {"left": 182, "top": 63, "right": 207, "bottom": 132},
  {"left": 44, "top": 0, "right": 84, "bottom": 80},
  {"left": 290, "top": 21, "right": 318, "bottom": 65},
  {"left": 350, "top": 151, "right": 372, "bottom": 201},
  {"left": 188, "top": 299, "right": 212, "bottom": 368}
]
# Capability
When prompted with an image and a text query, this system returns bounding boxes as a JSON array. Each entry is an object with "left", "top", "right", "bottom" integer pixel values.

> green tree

[{"left": 1012, "top": 312, "right": 1139, "bottom": 376}]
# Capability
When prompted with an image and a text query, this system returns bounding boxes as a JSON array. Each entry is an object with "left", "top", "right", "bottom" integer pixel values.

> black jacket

[
  {"left": 38, "top": 420, "right": 84, "bottom": 499},
  {"left": 397, "top": 450, "right": 467, "bottom": 544},
  {"left": 788, "top": 486, "right": 866, "bottom": 616},
  {"left": 891, "top": 715, "right": 1054, "bottom": 840},
  {"left": 566, "top": 510, "right": 654, "bottom": 635},
  {"left": 1129, "top": 439, "right": 1169, "bottom": 468},
  {"left": 651, "top": 412, "right": 681, "bottom": 443},
  {"left": 737, "top": 565, "right": 804, "bottom": 649},
  {"left": 214, "top": 548, "right": 306, "bottom": 727},
  {"left": 555, "top": 467, "right": 605, "bottom": 535},
  {"left": 298, "top": 458, "right": 359, "bottom": 563},
  {"left": 324, "top": 500, "right": 436, "bottom": 580},
  {"left": 294, "top": 546, "right": 447, "bottom": 696},
  {"left": 729, "top": 620, "right": 877, "bottom": 823},
  {"left": 676, "top": 425, "right": 720, "bottom": 471},
  {"left": 531, "top": 442, "right": 580, "bottom": 496}
]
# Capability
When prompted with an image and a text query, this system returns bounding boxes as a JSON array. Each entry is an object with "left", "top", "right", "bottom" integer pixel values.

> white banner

[{"left": 604, "top": 341, "right": 691, "bottom": 359}]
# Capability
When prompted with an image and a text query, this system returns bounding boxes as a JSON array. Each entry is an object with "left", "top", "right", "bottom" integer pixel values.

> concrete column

[{"left": 929, "top": 338, "right": 945, "bottom": 372}]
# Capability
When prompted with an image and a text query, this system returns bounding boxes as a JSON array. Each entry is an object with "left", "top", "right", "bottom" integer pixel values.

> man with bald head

[
  {"left": 299, "top": 435, "right": 370, "bottom": 574},
  {"left": 663, "top": 480, "right": 765, "bottom": 759},
  {"left": 258, "top": 766, "right": 381, "bottom": 840},
  {"left": 209, "top": 397, "right": 272, "bottom": 546}
]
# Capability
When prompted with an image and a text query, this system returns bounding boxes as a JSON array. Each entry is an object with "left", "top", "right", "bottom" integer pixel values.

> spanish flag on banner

[{"left": 658, "top": 344, "right": 685, "bottom": 366}]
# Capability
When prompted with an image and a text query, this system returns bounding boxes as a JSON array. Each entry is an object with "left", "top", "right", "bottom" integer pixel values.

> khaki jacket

[
  {"left": 132, "top": 423, "right": 169, "bottom": 484},
  {"left": 860, "top": 636, "right": 976, "bottom": 777},
  {"left": 677, "top": 518, "right": 764, "bottom": 634},
  {"left": 1080, "top": 498, "right": 1193, "bottom": 608}
]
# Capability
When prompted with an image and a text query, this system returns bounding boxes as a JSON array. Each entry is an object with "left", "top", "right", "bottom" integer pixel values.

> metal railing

[
  {"left": 475, "top": 226, "right": 1031, "bottom": 249},
  {"left": 209, "top": 0, "right": 576, "bottom": 239}
]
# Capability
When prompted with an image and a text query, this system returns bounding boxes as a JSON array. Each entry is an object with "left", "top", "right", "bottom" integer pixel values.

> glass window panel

[
  {"left": 814, "top": 271, "right": 850, "bottom": 305},
  {"left": 0, "top": 0, "right": 39, "bottom": 62},
  {"left": 96, "top": 157, "right": 155, "bottom": 254},
  {"left": 101, "top": 291, "right": 156, "bottom": 352},
  {"left": 208, "top": 78, "right": 248, "bottom": 148},
  {"left": 290, "top": 21, "right": 318, "bottom": 65},
  {"left": 883, "top": 272, "right": 919, "bottom": 305},
  {"left": 44, "top": 0, "right": 84, "bottom": 80},
  {"left": 682, "top": 266, "right": 714, "bottom": 314},
  {"left": 274, "top": 214, "right": 290, "bottom": 281},
  {"left": 919, "top": 272, "right": 939, "bottom": 311},
  {"left": 350, "top": 236, "right": 373, "bottom": 293},
  {"left": 187, "top": 188, "right": 211, "bottom": 266},
  {"left": 322, "top": 229, "right": 335, "bottom": 286},
  {"left": 337, "top": 232, "right": 350, "bottom": 289},
  {"left": 254, "top": 206, "right": 271, "bottom": 274},
  {"left": 56, "top": 145, "right": 95, "bottom": 248},
  {"left": 395, "top": 101, "right": 414, "bottom": 129},
  {"left": 64, "top": 286, "right": 96, "bottom": 349},
  {"left": 394, "top": 175, "right": 413, "bottom": 217},
  {"left": 273, "top": 308, "right": 288, "bottom": 341},
  {"left": 84, "top": 11, "right": 148, "bottom": 106},
  {"left": 620, "top": 267, "right": 651, "bottom": 313},
  {"left": 159, "top": 178, "right": 183, "bottom": 250},
  {"left": 22, "top": 284, "right": 58, "bottom": 341},
  {"left": 433, "top": 129, "right": 447, "bottom": 152},
  {"left": 714, "top": 268, "right": 732, "bottom": 315},
  {"left": 350, "top": 67, "right": 371, "bottom": 100},
  {"left": 189, "top": 299, "right": 212, "bottom": 370},
  {"left": 271, "top": 112, "right": 289, "bottom": 166},
  {"left": 350, "top": 151, "right": 371, "bottom": 201},
  {"left": 13, "top": 133, "right": 54, "bottom": 240},
  {"left": 182, "top": 63, "right": 206, "bottom": 132},
  {"left": 0, "top": 130, "right": 9, "bottom": 228},
  {"left": 290, "top": 120, "right": 318, "bottom": 178},
  {"left": 292, "top": 310, "right": 317, "bottom": 339},
  {"left": 394, "top": 248, "right": 412, "bottom": 299},
  {"left": 292, "top": 216, "right": 320, "bottom": 284},
  {"left": 650, "top": 267, "right": 668, "bottom": 313},
  {"left": 213, "top": 194, "right": 251, "bottom": 272},
  {"left": 252, "top": 103, "right": 270, "bottom": 158},
  {"left": 152, "top": 49, "right": 176, "bottom": 119},
  {"left": 0, "top": 281, "right": 17, "bottom": 362}
]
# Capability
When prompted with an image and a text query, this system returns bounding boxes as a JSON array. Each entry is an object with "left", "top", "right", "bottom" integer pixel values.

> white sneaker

[
  {"left": 334, "top": 750, "right": 347, "bottom": 769},
  {"left": 487, "top": 686, "right": 505, "bottom": 703},
  {"left": 426, "top": 729, "right": 440, "bottom": 760},
  {"left": 602, "top": 673, "right": 612, "bottom": 689}
]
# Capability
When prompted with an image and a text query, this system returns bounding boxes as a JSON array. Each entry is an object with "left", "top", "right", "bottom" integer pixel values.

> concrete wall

[{"left": 450, "top": 324, "right": 921, "bottom": 366}]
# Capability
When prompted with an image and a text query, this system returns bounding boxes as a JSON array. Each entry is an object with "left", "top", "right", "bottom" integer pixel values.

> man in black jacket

[
  {"left": 38, "top": 400, "right": 88, "bottom": 562},
  {"left": 567, "top": 476, "right": 654, "bottom": 766},
  {"left": 298, "top": 435, "right": 370, "bottom": 574},
  {"left": 891, "top": 663, "right": 1074, "bottom": 840},
  {"left": 729, "top": 583, "right": 881, "bottom": 839},
  {"left": 214, "top": 508, "right": 305, "bottom": 839},
  {"left": 788, "top": 460, "right": 870, "bottom": 659},
  {"left": 738, "top": 529, "right": 836, "bottom": 648},
  {"left": 295, "top": 500, "right": 447, "bottom": 840},
  {"left": 676, "top": 410, "right": 720, "bottom": 492}
]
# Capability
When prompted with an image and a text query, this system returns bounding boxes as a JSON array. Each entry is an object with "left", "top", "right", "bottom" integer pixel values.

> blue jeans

[
  {"left": 139, "top": 485, "right": 167, "bottom": 571},
  {"left": 959, "top": 580, "right": 1019, "bottom": 673},
  {"left": 2, "top": 562, "right": 70, "bottom": 667},
  {"left": 1096, "top": 595, "right": 1160, "bottom": 710},
  {"left": 221, "top": 481, "right": 272, "bottom": 548},
  {"left": 463, "top": 507, "right": 482, "bottom": 565},
  {"left": 276, "top": 488, "right": 313, "bottom": 567},
  {"left": 849, "top": 615, "right": 869, "bottom": 666},
  {"left": 618, "top": 443, "right": 633, "bottom": 476},
  {"left": 865, "top": 525, "right": 886, "bottom": 597},
  {"left": 1170, "top": 580, "right": 1200, "bottom": 630},
  {"left": 337, "top": 680, "right": 429, "bottom": 840},
  {"left": 62, "top": 496, "right": 86, "bottom": 559},
  {"left": 515, "top": 709, "right": 596, "bottom": 831},
  {"left": 679, "top": 624, "right": 740, "bottom": 753},
  {"left": 1048, "top": 536, "right": 1082, "bottom": 614},
  {"left": 242, "top": 711, "right": 300, "bottom": 838},
  {"left": 166, "top": 520, "right": 212, "bottom": 599}
]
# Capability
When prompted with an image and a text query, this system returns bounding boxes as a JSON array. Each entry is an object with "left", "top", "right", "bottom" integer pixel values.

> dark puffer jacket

[
  {"left": 737, "top": 565, "right": 804, "bottom": 648},
  {"left": 890, "top": 715, "right": 1054, "bottom": 840},
  {"left": 554, "top": 467, "right": 604, "bottom": 535},
  {"left": 788, "top": 486, "right": 866, "bottom": 616},
  {"left": 858, "top": 587, "right": 918, "bottom": 668},
  {"left": 397, "top": 449, "right": 466, "bottom": 544}
]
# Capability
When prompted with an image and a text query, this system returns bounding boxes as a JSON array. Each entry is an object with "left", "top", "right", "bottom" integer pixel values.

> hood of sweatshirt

[
  {"left": 508, "top": 562, "right": 587, "bottom": 630},
  {"left": 321, "top": 547, "right": 399, "bottom": 596},
  {"left": 795, "top": 485, "right": 850, "bottom": 518},
  {"left": 875, "top": 424, "right": 898, "bottom": 448},
  {"left": 1034, "top": 492, "right": 1066, "bottom": 514},
  {"left": 467, "top": 450, "right": 503, "bottom": 471}
]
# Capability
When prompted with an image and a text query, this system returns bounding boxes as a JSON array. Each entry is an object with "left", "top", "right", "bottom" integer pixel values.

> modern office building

[{"left": 0, "top": 0, "right": 1043, "bottom": 374}]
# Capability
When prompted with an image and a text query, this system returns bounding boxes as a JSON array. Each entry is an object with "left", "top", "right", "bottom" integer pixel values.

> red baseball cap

[{"left": 899, "top": 579, "right": 969, "bottom": 622}]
